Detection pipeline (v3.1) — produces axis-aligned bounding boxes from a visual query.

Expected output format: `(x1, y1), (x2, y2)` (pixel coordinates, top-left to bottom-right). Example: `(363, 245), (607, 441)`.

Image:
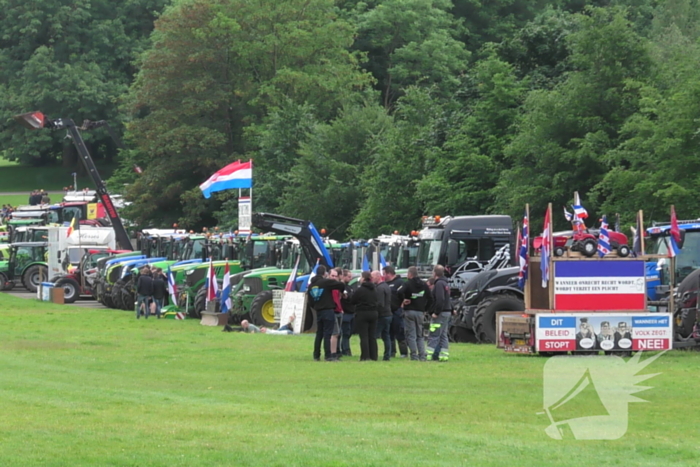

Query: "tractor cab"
(646, 219), (700, 299)
(0, 242), (49, 292)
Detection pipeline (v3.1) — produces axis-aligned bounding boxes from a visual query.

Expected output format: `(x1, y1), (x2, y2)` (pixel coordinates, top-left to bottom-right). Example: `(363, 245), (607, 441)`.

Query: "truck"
(47, 226), (117, 280)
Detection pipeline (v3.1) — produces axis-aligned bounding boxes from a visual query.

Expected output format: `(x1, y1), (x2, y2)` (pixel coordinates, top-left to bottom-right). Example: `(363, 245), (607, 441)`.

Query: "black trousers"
(354, 310), (378, 361)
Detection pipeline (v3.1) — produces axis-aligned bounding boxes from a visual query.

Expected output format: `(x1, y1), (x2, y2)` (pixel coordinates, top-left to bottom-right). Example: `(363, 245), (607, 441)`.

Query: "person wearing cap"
(575, 318), (597, 350)
(397, 266), (433, 361)
(597, 321), (614, 347)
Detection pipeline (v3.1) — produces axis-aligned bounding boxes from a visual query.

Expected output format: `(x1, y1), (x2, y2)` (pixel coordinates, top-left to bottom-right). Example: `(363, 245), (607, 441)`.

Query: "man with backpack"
(427, 265), (453, 362)
(397, 266), (433, 361)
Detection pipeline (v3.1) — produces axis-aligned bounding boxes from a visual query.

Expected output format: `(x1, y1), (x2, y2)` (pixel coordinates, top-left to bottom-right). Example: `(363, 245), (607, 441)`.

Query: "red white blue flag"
(597, 215), (611, 257)
(307, 259), (320, 286)
(554, 261), (646, 310)
(285, 256), (301, 292)
(541, 207), (551, 288)
(573, 192), (588, 219)
(206, 258), (218, 304)
(200, 160), (252, 199)
(669, 205), (681, 258)
(167, 266), (178, 306)
(220, 262), (231, 313)
(518, 211), (529, 289)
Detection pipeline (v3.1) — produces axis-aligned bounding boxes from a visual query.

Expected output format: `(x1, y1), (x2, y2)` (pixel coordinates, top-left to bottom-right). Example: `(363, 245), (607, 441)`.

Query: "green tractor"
(93, 252), (145, 308)
(0, 242), (49, 292)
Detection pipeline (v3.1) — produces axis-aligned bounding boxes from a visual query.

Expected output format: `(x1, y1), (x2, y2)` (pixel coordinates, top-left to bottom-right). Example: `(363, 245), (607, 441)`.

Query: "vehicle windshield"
(417, 240), (443, 267)
(68, 248), (83, 264)
(647, 231), (700, 284)
(252, 241), (271, 269)
(63, 207), (82, 224)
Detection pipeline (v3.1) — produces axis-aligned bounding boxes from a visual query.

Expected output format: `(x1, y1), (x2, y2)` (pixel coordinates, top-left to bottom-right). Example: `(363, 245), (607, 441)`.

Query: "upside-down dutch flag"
(669, 205), (681, 258)
(541, 207), (551, 288)
(199, 160), (252, 199)
(573, 192), (588, 219)
(597, 215), (611, 257)
(307, 259), (320, 286)
(563, 207), (573, 222)
(206, 258), (218, 304)
(285, 256), (301, 292)
(220, 262), (232, 313)
(518, 211), (529, 289)
(167, 266), (178, 306)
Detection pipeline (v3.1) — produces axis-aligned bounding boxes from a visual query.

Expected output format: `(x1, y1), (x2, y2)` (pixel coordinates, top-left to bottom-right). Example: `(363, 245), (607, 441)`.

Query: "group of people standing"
(135, 266), (168, 319)
(307, 264), (453, 362)
(28, 189), (50, 205)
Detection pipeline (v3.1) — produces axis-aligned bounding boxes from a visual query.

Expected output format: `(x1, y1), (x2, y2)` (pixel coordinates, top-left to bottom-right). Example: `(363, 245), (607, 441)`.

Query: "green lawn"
(0, 162), (117, 192)
(0, 194), (34, 207)
(0, 294), (698, 466)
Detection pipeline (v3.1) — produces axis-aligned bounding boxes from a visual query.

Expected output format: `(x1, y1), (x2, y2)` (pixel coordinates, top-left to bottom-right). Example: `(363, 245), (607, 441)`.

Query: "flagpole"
(524, 203), (531, 309)
(639, 210), (645, 255)
(547, 203), (554, 310)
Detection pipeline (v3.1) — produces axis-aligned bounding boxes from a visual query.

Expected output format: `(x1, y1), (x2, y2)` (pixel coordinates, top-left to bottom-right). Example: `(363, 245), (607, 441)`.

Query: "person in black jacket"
(340, 269), (355, 357)
(397, 266), (433, 361)
(384, 266), (408, 358)
(372, 271), (392, 361)
(427, 265), (452, 361)
(136, 267), (154, 319)
(351, 271), (379, 361)
(307, 265), (346, 361)
(151, 267), (167, 319)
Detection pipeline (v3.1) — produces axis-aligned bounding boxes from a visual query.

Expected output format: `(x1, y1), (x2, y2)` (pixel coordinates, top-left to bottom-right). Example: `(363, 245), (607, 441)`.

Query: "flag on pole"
(518, 211), (529, 289)
(632, 211), (643, 257)
(563, 207), (573, 223)
(66, 216), (77, 237)
(597, 215), (611, 257)
(669, 205), (681, 257)
(220, 262), (232, 313)
(573, 192), (588, 219)
(541, 207), (551, 288)
(307, 259), (320, 286)
(199, 160), (253, 199)
(206, 258), (218, 304)
(167, 266), (178, 306)
(285, 256), (301, 292)
(361, 254), (370, 272)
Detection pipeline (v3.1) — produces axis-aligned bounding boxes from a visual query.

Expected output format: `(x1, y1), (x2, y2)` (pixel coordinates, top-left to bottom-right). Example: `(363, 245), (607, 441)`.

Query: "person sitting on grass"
(223, 314), (297, 334)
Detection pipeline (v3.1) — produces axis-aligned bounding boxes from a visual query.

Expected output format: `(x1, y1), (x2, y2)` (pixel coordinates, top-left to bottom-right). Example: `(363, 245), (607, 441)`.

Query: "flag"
(66, 216), (77, 237)
(669, 205), (681, 257)
(220, 262), (232, 313)
(307, 259), (320, 286)
(573, 192), (588, 219)
(563, 207), (573, 222)
(541, 207), (551, 288)
(199, 159), (253, 199)
(632, 211), (643, 257)
(597, 215), (611, 257)
(167, 266), (178, 306)
(133, 164), (143, 174)
(361, 254), (370, 272)
(284, 256), (301, 292)
(518, 211), (529, 289)
(206, 258), (218, 304)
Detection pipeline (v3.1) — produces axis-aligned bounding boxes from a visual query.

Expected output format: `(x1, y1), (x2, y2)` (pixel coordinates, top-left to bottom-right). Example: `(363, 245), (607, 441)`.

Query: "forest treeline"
(2, 0), (699, 236)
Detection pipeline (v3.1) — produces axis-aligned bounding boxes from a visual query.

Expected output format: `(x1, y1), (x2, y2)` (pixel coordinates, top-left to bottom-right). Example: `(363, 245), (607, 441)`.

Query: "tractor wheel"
(449, 325), (478, 343)
(582, 239), (597, 257)
(553, 246), (566, 257)
(473, 293), (525, 344)
(250, 290), (275, 327)
(111, 281), (125, 310)
(193, 287), (207, 319)
(55, 278), (80, 304)
(0, 272), (7, 291)
(304, 306), (317, 333)
(676, 307), (697, 339)
(617, 244), (631, 257)
(22, 265), (47, 293)
(120, 286), (135, 311)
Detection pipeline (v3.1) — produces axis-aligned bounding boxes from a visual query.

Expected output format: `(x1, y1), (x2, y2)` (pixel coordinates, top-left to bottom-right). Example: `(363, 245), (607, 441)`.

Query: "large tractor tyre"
(111, 281), (126, 310)
(22, 265), (47, 293)
(304, 307), (317, 333)
(449, 325), (478, 343)
(581, 239), (597, 257)
(120, 286), (135, 311)
(55, 278), (80, 304)
(0, 272), (7, 291)
(676, 308), (697, 340)
(193, 287), (207, 319)
(472, 293), (525, 344)
(617, 244), (631, 257)
(250, 290), (276, 327)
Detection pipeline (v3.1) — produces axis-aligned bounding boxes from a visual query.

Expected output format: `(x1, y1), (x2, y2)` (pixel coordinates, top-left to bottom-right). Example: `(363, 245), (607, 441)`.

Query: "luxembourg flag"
(220, 262), (232, 313)
(167, 266), (178, 306)
(518, 211), (529, 289)
(669, 205), (681, 258)
(199, 160), (252, 199)
(285, 256), (301, 292)
(573, 192), (588, 219)
(307, 259), (320, 286)
(597, 215), (611, 257)
(206, 258), (218, 304)
(540, 207), (551, 288)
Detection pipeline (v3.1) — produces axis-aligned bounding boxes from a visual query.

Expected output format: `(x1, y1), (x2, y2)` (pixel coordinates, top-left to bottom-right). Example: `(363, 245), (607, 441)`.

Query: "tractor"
(0, 242), (49, 292)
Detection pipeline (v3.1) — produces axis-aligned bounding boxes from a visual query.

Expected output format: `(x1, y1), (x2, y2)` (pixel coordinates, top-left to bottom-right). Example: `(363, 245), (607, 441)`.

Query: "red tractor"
(53, 249), (129, 303)
(534, 229), (630, 258)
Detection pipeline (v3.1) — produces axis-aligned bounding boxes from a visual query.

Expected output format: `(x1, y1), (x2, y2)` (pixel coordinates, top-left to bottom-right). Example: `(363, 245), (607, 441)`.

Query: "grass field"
(0, 293), (698, 466)
(0, 159), (116, 192)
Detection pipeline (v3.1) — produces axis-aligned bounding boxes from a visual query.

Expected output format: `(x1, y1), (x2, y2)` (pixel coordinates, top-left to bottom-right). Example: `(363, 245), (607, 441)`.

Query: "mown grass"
(0, 293), (698, 466)
(0, 162), (117, 192)
(0, 194), (35, 207)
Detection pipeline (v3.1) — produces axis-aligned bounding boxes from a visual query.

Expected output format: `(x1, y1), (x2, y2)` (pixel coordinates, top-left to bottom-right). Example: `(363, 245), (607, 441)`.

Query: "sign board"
(272, 289), (285, 322)
(536, 313), (672, 352)
(238, 197), (251, 234)
(553, 261), (646, 311)
(87, 203), (97, 220)
(279, 292), (307, 335)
